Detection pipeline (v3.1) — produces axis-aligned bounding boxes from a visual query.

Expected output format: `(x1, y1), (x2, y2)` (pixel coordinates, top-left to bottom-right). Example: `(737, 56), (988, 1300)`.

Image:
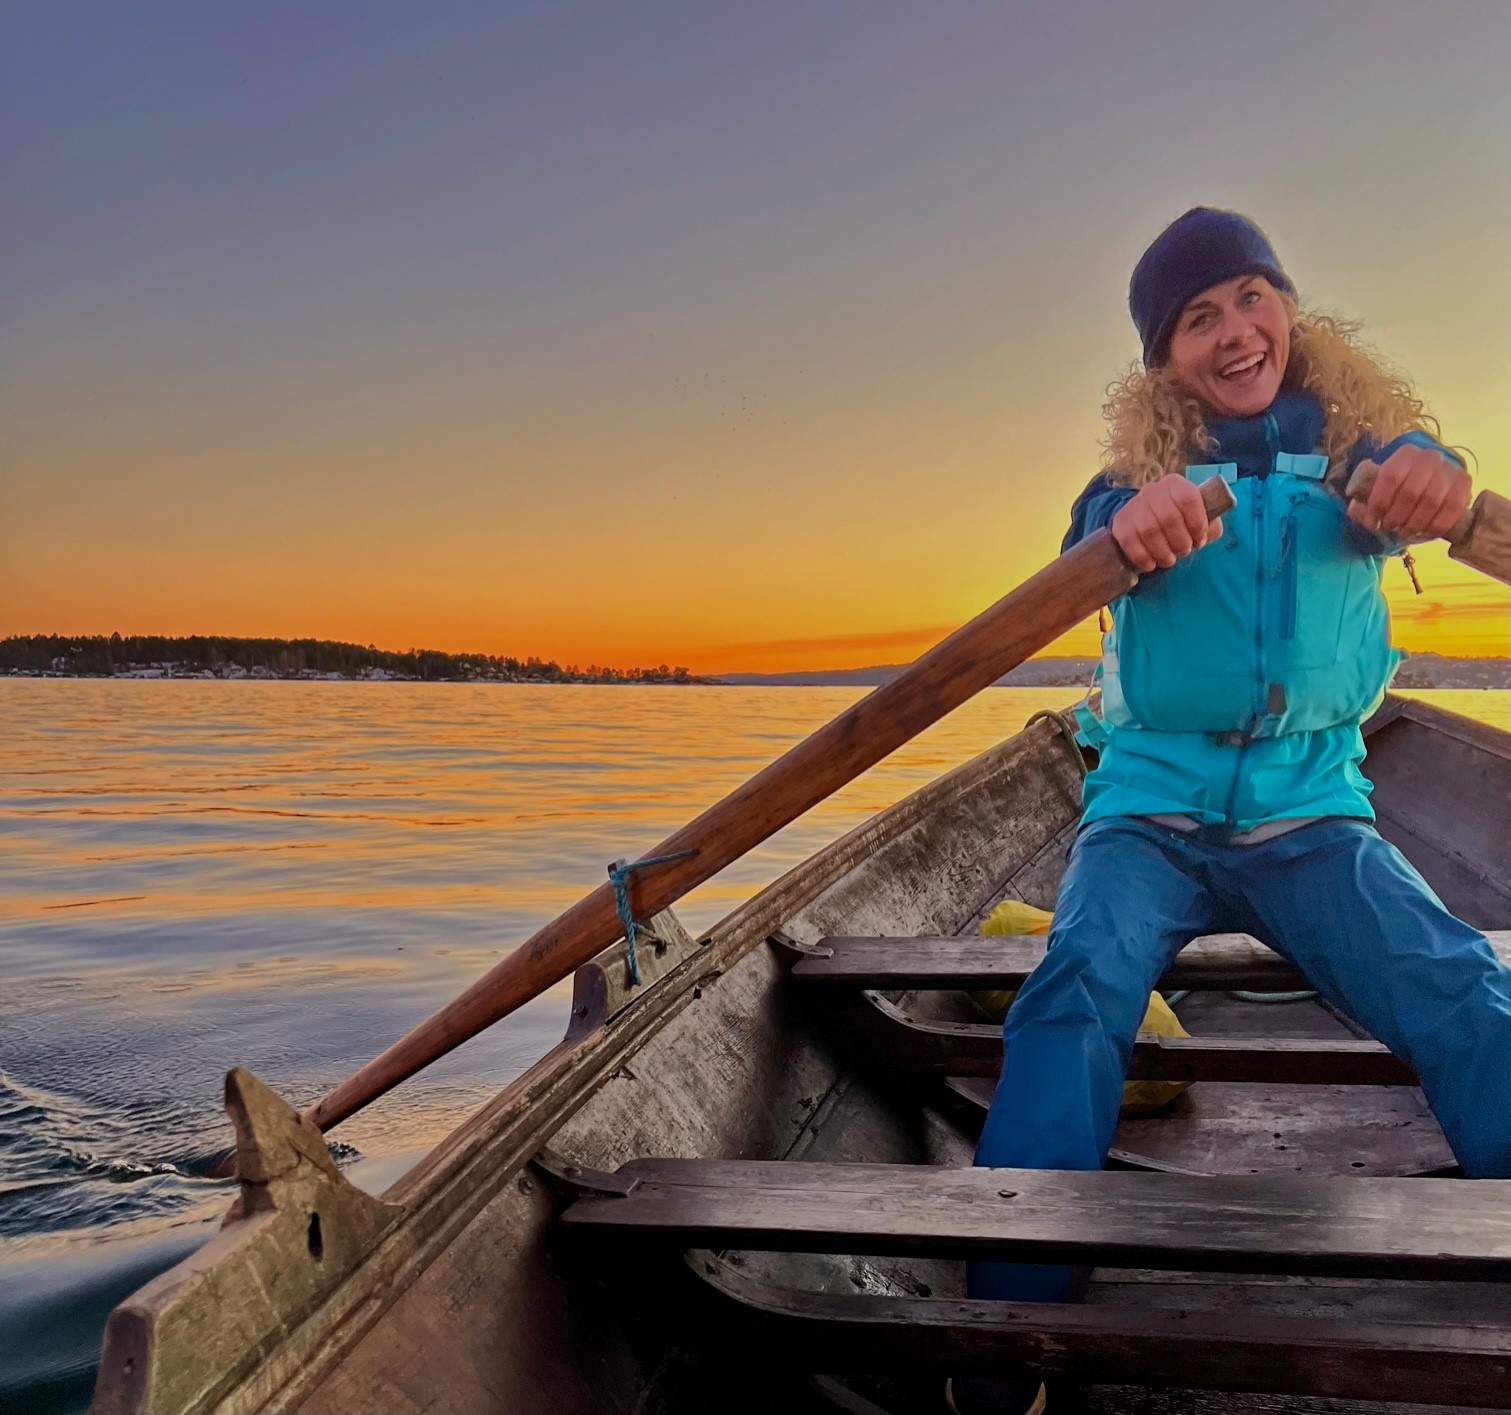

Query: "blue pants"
(969, 817), (1511, 1303)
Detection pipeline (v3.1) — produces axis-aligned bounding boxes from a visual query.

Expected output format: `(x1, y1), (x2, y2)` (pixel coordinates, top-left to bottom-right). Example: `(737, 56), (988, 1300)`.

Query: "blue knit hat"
(1130, 207), (1294, 366)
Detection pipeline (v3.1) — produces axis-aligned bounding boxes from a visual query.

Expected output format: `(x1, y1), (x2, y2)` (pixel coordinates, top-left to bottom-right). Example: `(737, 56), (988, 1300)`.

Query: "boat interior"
(91, 694), (1511, 1415)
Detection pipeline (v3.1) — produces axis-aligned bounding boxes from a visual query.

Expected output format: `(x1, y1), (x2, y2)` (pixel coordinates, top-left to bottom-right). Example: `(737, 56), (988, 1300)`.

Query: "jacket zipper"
(1277, 501), (1300, 639)
(1252, 414), (1279, 728)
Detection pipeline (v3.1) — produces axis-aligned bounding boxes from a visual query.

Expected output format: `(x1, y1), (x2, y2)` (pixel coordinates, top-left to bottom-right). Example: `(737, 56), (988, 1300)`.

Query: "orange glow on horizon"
(21, 573), (1502, 678)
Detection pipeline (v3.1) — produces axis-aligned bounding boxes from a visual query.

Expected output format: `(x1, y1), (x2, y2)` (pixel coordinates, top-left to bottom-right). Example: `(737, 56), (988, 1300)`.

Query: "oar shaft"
(1448, 491), (1511, 586)
(302, 481), (1234, 1136)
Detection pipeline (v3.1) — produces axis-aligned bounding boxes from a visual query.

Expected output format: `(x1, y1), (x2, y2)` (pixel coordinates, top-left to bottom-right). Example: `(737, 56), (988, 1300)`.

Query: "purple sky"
(4, 3), (1507, 667)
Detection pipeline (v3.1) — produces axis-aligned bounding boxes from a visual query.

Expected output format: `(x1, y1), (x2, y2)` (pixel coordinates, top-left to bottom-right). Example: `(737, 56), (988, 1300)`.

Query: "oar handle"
(251, 475), (1237, 1155)
(1200, 476), (1238, 520)
(1344, 461), (1510, 586)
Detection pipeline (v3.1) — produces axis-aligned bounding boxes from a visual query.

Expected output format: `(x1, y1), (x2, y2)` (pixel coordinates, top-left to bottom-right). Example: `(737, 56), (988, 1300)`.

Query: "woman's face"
(1164, 274), (1291, 418)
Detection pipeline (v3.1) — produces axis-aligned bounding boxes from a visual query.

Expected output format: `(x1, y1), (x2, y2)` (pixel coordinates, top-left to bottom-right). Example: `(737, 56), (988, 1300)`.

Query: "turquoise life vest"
(1097, 453), (1400, 740)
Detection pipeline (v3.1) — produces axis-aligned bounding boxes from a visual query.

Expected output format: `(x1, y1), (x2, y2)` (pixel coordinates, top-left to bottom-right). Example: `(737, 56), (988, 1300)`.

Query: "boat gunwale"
(1379, 692), (1511, 760)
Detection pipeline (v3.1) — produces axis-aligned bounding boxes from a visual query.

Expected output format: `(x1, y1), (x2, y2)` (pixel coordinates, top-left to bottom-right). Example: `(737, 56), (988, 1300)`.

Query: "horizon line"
(4, 630), (1508, 681)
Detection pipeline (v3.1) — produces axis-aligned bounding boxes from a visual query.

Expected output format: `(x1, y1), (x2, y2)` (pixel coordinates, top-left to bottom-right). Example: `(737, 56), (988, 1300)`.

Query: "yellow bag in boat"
(973, 898), (1191, 1115)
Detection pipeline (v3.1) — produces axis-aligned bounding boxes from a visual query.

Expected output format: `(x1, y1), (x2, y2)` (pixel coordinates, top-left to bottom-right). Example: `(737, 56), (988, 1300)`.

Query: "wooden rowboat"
(90, 692), (1510, 1414)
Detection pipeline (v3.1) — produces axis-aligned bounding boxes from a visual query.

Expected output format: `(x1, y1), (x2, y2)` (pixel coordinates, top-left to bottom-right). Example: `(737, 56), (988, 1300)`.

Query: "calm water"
(1, 680), (1505, 1410)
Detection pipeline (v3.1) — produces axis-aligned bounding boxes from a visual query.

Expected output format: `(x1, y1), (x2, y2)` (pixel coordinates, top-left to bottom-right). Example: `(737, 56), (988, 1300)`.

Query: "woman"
(949, 208), (1511, 1415)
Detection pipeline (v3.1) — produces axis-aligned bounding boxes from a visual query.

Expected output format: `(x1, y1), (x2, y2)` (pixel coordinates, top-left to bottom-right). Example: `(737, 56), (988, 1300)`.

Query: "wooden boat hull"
(90, 695), (1511, 1414)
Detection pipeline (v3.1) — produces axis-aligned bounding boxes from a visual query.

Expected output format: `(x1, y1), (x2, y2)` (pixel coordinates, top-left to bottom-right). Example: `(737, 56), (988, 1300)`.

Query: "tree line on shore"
(1, 634), (703, 684)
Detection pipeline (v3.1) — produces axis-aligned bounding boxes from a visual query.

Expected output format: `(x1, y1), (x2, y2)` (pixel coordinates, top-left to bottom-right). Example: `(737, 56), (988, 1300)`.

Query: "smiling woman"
(949, 206), (1510, 1415)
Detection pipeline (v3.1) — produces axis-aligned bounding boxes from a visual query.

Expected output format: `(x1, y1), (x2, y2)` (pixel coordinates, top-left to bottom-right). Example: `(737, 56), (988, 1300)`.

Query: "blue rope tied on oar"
(609, 849), (697, 985)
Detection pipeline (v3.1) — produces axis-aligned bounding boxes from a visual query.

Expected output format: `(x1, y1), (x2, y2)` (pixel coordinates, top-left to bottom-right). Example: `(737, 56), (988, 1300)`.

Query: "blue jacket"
(1065, 389), (1461, 830)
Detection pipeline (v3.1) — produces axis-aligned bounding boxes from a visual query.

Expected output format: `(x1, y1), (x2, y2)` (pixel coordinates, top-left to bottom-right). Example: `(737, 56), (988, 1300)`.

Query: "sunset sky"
(3, 2), (1507, 672)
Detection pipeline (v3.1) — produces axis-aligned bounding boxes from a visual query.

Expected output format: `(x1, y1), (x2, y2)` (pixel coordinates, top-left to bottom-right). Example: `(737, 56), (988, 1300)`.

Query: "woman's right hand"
(1111, 474), (1224, 572)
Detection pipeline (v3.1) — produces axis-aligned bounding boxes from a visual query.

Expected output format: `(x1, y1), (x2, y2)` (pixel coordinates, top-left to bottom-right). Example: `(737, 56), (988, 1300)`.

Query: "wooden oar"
(1344, 461), (1510, 586)
(213, 453), (1505, 1168)
(203, 477), (1233, 1175)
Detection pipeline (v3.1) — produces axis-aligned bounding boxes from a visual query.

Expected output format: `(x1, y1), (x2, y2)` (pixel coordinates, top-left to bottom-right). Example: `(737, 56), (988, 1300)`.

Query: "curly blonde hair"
(1100, 297), (1444, 487)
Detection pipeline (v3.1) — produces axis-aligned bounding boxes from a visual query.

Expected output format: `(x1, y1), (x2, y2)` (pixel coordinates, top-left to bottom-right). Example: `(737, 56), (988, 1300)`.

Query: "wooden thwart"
(848, 993), (1417, 1084)
(562, 1158), (1511, 1282)
(939, 1076), (1461, 1179)
(796, 932), (1301, 990)
(795, 929), (1511, 991)
(691, 1256), (1511, 1409)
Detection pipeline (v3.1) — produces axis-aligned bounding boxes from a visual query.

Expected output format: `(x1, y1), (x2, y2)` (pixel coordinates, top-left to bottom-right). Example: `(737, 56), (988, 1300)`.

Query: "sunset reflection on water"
(1, 679), (1504, 1252)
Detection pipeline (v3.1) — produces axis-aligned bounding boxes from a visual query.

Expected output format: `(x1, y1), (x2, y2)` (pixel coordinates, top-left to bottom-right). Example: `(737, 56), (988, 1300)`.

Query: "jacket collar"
(1202, 389), (1326, 478)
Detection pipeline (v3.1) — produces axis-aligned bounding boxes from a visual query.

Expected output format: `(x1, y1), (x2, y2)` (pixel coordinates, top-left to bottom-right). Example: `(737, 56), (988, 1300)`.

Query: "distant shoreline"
(5, 657), (1507, 691)
(3, 636), (1506, 690)
(0, 634), (707, 686)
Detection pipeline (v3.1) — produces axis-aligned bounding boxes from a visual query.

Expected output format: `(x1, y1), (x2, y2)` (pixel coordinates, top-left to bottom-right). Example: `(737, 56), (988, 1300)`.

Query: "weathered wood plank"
(941, 1075), (1459, 1179)
(562, 1158), (1511, 1282)
(687, 1255), (1511, 1408)
(802, 933), (1293, 990)
(848, 994), (1417, 1084)
(796, 931), (1511, 991)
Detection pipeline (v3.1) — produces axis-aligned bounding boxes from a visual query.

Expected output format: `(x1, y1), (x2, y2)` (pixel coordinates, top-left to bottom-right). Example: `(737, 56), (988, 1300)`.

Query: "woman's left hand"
(1348, 444), (1471, 539)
